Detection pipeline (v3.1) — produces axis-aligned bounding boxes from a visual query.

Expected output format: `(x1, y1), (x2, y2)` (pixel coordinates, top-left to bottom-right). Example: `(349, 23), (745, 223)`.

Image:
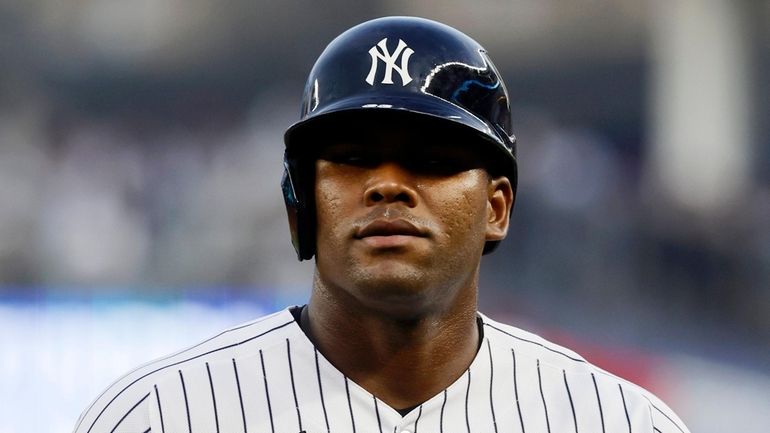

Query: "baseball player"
(74, 17), (691, 433)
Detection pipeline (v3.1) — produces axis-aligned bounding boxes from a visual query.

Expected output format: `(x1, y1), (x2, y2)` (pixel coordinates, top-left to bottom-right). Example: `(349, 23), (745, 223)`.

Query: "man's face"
(312, 125), (512, 317)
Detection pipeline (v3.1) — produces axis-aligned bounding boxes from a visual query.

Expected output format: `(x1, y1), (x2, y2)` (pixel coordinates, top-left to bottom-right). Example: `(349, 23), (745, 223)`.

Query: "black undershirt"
(289, 305), (484, 417)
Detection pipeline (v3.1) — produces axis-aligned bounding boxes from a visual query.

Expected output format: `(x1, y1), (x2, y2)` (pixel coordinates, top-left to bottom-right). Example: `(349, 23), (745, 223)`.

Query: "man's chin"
(348, 270), (439, 313)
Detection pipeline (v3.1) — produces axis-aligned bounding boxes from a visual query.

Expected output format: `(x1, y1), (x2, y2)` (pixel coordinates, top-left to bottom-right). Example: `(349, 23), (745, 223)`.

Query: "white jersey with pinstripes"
(73, 307), (690, 433)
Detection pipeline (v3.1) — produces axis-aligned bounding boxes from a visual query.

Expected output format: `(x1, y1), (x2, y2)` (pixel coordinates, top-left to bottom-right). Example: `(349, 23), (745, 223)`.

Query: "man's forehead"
(318, 131), (481, 158)
(319, 120), (477, 149)
(300, 112), (501, 175)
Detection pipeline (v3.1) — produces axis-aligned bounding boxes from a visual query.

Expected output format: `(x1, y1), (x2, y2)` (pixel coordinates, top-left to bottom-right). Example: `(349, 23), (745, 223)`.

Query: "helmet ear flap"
(281, 156), (316, 260)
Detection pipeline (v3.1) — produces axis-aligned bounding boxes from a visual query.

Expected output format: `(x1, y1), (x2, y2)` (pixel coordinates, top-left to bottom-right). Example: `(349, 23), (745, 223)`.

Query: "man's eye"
(411, 156), (462, 172)
(416, 156), (452, 168)
(422, 158), (441, 166)
(411, 154), (440, 165)
(344, 155), (365, 163)
(336, 153), (363, 164)
(326, 152), (373, 166)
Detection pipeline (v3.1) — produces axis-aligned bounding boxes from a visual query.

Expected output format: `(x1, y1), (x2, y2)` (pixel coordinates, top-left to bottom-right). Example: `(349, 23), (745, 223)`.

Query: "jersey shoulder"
(480, 312), (587, 367)
(72, 308), (298, 433)
(479, 312), (691, 433)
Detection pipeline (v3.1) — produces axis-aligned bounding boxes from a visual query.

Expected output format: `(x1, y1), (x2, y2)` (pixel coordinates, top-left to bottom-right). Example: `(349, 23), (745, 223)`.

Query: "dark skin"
(299, 125), (514, 410)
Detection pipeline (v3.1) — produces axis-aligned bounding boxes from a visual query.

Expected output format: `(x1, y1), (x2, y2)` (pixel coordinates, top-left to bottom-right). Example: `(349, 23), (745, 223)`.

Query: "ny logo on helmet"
(365, 38), (414, 86)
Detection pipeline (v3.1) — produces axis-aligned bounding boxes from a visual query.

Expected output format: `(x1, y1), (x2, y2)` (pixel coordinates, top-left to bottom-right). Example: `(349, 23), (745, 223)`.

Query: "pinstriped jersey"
(73, 307), (690, 433)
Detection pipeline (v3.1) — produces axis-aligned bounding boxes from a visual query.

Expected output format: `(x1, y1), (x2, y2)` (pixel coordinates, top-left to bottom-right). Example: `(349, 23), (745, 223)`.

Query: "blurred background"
(0, 1), (768, 432)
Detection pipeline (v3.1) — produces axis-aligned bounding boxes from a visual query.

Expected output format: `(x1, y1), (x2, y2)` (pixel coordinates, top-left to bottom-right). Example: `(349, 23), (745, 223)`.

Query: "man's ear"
(485, 176), (514, 241)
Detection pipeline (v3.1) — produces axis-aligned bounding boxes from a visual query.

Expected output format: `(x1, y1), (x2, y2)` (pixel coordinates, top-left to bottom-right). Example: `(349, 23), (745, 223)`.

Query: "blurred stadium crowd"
(1, 0), (768, 371)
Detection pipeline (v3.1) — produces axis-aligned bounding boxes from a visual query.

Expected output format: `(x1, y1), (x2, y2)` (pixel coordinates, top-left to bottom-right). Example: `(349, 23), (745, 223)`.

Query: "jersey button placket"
(396, 409), (416, 433)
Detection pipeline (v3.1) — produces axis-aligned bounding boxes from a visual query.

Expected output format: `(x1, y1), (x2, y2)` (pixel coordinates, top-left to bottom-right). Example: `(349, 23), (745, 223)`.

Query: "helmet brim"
(285, 94), (505, 151)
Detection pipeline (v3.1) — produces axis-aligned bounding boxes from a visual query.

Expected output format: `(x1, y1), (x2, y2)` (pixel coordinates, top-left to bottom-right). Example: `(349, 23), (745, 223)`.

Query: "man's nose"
(363, 162), (418, 207)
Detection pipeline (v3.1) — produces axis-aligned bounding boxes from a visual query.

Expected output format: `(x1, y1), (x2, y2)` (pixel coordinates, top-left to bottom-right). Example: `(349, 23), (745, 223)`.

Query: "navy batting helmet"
(283, 16), (517, 260)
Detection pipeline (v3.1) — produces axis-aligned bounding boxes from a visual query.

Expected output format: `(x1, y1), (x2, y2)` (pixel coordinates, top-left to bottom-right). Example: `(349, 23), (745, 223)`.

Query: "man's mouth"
(355, 219), (427, 239)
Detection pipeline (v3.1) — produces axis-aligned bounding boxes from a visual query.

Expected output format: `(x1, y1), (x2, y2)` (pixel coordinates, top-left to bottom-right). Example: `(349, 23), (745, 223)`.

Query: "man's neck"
(301, 276), (481, 411)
